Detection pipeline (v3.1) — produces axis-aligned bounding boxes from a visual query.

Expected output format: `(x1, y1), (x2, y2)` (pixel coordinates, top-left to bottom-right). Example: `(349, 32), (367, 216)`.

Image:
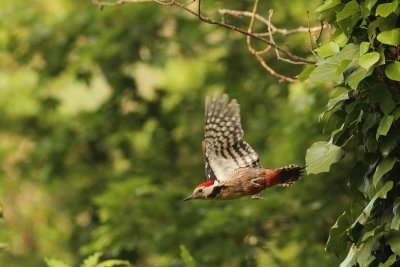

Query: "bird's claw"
(251, 178), (262, 188)
(251, 194), (264, 200)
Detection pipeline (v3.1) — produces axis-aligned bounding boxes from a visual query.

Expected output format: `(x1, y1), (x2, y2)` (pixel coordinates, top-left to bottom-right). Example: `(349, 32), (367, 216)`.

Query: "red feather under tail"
(266, 165), (305, 187)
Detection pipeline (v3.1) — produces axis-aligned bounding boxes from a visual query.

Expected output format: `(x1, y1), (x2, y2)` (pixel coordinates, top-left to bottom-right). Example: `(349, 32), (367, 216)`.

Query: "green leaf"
(0, 243), (8, 251)
(378, 13), (398, 31)
(353, 181), (393, 225)
(387, 234), (400, 255)
(340, 245), (358, 267)
(316, 0), (341, 12)
(376, 115), (394, 140)
(326, 91), (349, 111)
(393, 107), (400, 120)
(97, 260), (132, 267)
(296, 65), (316, 81)
(349, 162), (368, 195)
(377, 46), (386, 65)
(359, 42), (370, 56)
(372, 157), (396, 187)
(309, 59), (342, 86)
(82, 252), (102, 267)
(377, 28), (400, 46)
(380, 129), (398, 156)
(0, 204), (3, 220)
(334, 32), (349, 47)
(357, 233), (383, 266)
(309, 44), (360, 86)
(180, 245), (196, 267)
(336, 0), (360, 22)
(369, 84), (396, 114)
(347, 67), (373, 89)
(365, 132), (379, 152)
(316, 42), (340, 58)
(380, 254), (397, 267)
(365, 0), (378, 11)
(367, 19), (380, 41)
(385, 61), (400, 81)
(336, 59), (351, 75)
(359, 52), (380, 69)
(326, 212), (350, 256)
(305, 141), (344, 174)
(45, 258), (71, 267)
(375, 1), (398, 17)
(391, 198), (400, 230)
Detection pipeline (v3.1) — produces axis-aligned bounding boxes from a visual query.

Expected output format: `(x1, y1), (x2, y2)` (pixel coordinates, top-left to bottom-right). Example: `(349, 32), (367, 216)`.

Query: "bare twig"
(218, 9), (323, 37)
(307, 10), (317, 56)
(246, 1), (296, 82)
(266, 9), (304, 65)
(92, 0), (322, 82)
(93, 0), (316, 65)
(93, 0), (153, 6)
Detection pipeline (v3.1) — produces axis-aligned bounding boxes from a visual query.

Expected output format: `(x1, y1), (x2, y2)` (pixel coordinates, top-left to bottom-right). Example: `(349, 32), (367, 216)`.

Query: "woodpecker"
(182, 92), (305, 201)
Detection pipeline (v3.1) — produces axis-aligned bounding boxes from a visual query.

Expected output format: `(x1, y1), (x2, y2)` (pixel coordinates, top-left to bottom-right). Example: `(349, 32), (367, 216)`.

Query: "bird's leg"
(251, 194), (264, 200)
(251, 177), (263, 188)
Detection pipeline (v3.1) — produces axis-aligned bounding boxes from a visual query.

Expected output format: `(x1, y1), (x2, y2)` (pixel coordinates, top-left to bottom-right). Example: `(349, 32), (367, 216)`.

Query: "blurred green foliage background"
(0, 0), (350, 266)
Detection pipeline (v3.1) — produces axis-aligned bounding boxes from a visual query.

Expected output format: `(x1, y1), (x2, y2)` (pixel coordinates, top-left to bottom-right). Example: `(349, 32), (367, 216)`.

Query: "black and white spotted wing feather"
(203, 92), (259, 181)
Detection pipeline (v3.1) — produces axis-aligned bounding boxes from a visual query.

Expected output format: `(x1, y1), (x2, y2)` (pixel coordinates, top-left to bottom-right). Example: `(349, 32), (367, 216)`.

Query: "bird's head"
(182, 180), (216, 201)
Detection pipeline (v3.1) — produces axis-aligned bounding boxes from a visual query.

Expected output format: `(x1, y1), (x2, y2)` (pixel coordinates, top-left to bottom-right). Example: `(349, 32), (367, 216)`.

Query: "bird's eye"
(198, 188), (203, 193)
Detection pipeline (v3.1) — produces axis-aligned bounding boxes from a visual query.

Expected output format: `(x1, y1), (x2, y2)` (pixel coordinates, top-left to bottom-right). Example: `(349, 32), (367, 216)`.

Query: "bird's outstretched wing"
(203, 92), (259, 181)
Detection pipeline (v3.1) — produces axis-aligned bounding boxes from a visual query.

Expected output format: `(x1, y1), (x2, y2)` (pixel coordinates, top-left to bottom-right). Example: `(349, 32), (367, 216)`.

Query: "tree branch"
(93, 0), (316, 65)
(92, 0), (321, 82)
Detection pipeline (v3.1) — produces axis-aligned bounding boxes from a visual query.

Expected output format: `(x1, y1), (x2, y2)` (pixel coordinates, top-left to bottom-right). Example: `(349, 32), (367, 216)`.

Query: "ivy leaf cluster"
(304, 0), (400, 266)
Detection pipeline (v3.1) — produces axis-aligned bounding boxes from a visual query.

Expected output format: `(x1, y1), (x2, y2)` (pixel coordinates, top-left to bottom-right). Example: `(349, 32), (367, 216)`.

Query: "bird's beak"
(182, 195), (193, 202)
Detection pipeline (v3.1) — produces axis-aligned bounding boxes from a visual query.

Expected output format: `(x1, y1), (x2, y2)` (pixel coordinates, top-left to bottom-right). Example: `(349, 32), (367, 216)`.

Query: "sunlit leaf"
(296, 65), (316, 81)
(336, 0), (360, 22)
(45, 258), (71, 267)
(82, 252), (102, 267)
(347, 67), (373, 89)
(309, 44), (359, 86)
(375, 1), (398, 17)
(0, 243), (8, 251)
(334, 32), (349, 47)
(359, 52), (380, 69)
(316, 41), (340, 58)
(385, 61), (400, 81)
(315, 0), (341, 12)
(359, 42), (370, 55)
(97, 260), (132, 267)
(180, 245), (196, 267)
(340, 244), (357, 267)
(365, 0), (378, 11)
(377, 28), (400, 46)
(306, 141), (344, 174)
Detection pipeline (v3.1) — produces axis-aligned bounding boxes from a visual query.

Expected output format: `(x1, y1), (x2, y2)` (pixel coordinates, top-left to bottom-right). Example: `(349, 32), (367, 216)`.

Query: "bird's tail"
(268, 165), (306, 187)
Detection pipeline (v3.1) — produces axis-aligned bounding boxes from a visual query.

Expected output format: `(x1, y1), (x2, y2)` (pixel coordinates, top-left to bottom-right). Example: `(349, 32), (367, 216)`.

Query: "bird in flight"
(183, 92), (305, 201)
